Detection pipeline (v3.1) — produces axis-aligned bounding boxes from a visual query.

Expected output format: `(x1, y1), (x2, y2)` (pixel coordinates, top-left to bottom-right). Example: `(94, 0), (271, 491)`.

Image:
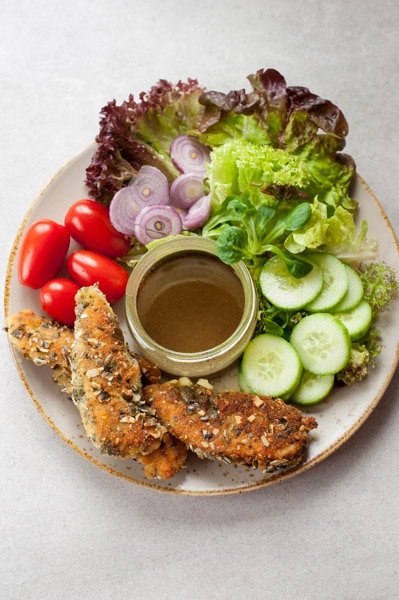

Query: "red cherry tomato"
(40, 278), (80, 326)
(66, 250), (128, 303)
(64, 199), (129, 258)
(18, 220), (70, 288)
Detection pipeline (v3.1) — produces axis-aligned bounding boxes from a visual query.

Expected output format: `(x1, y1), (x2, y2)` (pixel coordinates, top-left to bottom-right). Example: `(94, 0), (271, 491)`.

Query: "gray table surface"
(1, 1), (398, 599)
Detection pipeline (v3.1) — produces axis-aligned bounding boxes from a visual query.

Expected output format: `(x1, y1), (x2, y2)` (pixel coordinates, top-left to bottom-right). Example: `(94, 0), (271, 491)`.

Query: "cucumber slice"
(291, 371), (334, 406)
(241, 334), (302, 397)
(335, 300), (372, 341)
(238, 362), (252, 393)
(259, 256), (323, 310)
(290, 313), (351, 375)
(239, 362), (291, 400)
(305, 254), (348, 312)
(331, 264), (364, 313)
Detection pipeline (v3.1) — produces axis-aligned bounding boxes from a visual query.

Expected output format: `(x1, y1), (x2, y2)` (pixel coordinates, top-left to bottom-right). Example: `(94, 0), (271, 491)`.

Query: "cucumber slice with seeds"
(331, 264), (364, 313)
(290, 313), (351, 375)
(259, 255), (323, 310)
(335, 300), (372, 341)
(242, 334), (302, 397)
(305, 254), (348, 312)
(291, 371), (334, 406)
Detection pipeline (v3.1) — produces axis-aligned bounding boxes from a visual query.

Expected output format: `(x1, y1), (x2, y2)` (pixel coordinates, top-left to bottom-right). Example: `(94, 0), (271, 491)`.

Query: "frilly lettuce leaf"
(284, 201), (378, 261)
(207, 138), (353, 211)
(86, 79), (207, 203)
(200, 113), (270, 147)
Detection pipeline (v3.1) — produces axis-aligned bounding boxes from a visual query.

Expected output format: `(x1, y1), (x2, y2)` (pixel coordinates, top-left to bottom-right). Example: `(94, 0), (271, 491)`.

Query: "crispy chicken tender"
(7, 301), (186, 480)
(6, 310), (73, 393)
(6, 310), (161, 392)
(143, 380), (317, 472)
(71, 286), (187, 477)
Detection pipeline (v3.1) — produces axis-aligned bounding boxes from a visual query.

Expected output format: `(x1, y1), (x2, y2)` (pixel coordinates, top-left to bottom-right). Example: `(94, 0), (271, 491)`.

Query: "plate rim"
(4, 144), (399, 496)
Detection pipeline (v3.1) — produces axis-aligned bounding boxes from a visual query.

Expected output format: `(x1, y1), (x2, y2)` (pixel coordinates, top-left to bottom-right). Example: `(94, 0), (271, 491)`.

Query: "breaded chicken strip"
(143, 380), (317, 472)
(7, 310), (73, 393)
(6, 310), (161, 393)
(7, 303), (186, 479)
(71, 286), (187, 476)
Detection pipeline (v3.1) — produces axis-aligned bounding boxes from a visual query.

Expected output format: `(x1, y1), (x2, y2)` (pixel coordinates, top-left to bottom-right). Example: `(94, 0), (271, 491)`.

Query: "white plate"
(5, 145), (399, 495)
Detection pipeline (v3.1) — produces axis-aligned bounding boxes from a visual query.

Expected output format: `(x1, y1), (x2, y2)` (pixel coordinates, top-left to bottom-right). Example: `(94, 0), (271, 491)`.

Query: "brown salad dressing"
(137, 253), (245, 353)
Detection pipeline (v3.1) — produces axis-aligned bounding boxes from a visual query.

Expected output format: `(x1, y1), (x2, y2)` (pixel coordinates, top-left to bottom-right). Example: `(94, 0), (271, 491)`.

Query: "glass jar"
(125, 237), (258, 377)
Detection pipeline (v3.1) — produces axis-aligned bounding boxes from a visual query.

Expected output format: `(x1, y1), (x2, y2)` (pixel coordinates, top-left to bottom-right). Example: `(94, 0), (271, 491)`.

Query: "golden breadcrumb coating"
(143, 380), (317, 472)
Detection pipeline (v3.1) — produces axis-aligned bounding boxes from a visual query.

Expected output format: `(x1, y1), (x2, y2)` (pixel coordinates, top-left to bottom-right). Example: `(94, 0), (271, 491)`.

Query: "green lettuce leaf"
(207, 138), (354, 211)
(284, 201), (378, 261)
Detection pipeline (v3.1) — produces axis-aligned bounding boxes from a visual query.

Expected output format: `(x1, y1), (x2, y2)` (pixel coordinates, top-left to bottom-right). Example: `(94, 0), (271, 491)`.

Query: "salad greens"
(206, 137), (354, 211)
(87, 68), (398, 392)
(203, 196), (312, 277)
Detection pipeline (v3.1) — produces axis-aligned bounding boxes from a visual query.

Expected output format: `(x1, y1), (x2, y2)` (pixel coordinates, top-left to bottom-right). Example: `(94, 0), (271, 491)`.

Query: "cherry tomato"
(64, 199), (129, 258)
(18, 219), (70, 288)
(40, 278), (80, 326)
(66, 250), (128, 303)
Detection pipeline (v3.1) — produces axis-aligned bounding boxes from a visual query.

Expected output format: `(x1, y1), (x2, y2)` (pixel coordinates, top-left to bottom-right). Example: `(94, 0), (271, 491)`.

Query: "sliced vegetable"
(170, 136), (210, 175)
(305, 254), (348, 312)
(331, 263), (364, 313)
(238, 362), (252, 393)
(130, 165), (169, 203)
(109, 166), (169, 235)
(241, 334), (302, 397)
(259, 255), (323, 310)
(40, 278), (80, 326)
(109, 187), (140, 235)
(134, 205), (182, 245)
(66, 250), (128, 303)
(64, 199), (129, 258)
(183, 194), (212, 230)
(290, 313), (351, 375)
(291, 371), (334, 406)
(170, 173), (204, 209)
(18, 219), (70, 289)
(335, 300), (372, 341)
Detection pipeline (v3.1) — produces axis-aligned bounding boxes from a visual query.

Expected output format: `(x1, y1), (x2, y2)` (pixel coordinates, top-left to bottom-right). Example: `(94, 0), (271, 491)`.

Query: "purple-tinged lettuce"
(86, 79), (207, 204)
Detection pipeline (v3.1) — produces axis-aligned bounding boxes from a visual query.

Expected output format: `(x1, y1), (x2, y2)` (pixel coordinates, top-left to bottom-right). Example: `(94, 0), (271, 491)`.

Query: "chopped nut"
(247, 414), (256, 423)
(253, 396), (264, 408)
(33, 357), (47, 366)
(86, 368), (100, 378)
(120, 416), (136, 423)
(212, 428), (220, 435)
(198, 409), (206, 417)
(197, 378), (213, 389)
(201, 441), (209, 448)
(234, 415), (242, 424)
(179, 377), (192, 387)
(261, 435), (270, 447)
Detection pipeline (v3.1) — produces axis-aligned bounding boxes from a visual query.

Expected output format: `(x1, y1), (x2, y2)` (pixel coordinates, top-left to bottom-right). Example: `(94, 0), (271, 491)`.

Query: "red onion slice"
(109, 186), (140, 235)
(134, 205), (183, 245)
(170, 173), (205, 209)
(129, 165), (169, 205)
(182, 194), (212, 231)
(170, 136), (210, 175)
(110, 166), (169, 235)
